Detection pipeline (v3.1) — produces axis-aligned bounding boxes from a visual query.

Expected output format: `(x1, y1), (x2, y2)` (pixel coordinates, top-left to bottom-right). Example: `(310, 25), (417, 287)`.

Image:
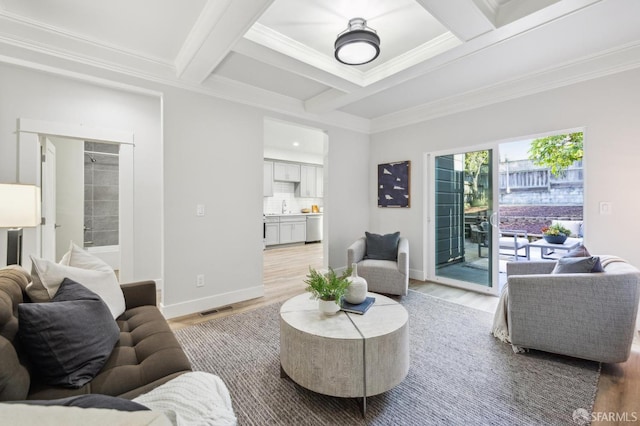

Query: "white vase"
(318, 299), (340, 315)
(344, 263), (368, 304)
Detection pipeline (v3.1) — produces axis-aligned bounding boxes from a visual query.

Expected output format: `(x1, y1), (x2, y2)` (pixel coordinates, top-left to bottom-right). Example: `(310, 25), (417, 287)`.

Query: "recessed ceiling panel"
(264, 119), (325, 156)
(211, 52), (330, 101)
(257, 0), (450, 71)
(0, 0), (207, 61)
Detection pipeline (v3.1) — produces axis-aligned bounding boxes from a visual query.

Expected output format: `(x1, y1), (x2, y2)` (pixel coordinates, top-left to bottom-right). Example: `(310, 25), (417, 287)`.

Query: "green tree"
(465, 150), (489, 206)
(528, 132), (583, 176)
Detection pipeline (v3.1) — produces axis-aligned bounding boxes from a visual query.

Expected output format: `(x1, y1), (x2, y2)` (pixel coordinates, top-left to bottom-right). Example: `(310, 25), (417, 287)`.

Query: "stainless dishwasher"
(305, 215), (322, 243)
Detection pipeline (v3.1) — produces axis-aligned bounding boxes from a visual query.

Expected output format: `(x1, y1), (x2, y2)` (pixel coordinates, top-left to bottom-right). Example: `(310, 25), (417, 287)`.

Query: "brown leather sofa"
(0, 265), (191, 401)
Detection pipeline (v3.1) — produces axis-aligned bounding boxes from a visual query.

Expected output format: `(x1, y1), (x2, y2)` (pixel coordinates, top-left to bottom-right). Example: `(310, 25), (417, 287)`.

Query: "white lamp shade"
(0, 183), (41, 227)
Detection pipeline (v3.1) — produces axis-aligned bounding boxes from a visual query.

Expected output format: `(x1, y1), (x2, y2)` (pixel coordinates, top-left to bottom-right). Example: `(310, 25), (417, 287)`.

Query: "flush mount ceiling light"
(334, 17), (380, 65)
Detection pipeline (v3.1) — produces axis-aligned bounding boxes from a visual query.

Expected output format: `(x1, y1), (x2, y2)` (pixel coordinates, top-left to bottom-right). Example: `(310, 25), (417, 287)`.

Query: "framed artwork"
(378, 161), (410, 208)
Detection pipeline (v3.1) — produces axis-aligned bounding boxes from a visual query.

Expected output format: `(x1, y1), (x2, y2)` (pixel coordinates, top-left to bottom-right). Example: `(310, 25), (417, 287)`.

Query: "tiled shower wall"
(84, 142), (119, 247)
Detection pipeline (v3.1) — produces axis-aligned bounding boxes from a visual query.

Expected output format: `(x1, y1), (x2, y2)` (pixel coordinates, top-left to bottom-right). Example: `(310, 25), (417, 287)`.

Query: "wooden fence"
(498, 160), (583, 191)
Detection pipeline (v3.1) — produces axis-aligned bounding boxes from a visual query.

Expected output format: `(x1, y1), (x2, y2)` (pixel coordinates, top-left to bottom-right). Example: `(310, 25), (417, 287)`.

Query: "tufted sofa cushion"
(0, 265), (191, 402)
(0, 266), (32, 401)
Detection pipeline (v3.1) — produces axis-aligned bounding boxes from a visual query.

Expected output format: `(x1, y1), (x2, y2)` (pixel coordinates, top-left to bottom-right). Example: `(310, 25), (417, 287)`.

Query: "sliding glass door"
(427, 147), (499, 295)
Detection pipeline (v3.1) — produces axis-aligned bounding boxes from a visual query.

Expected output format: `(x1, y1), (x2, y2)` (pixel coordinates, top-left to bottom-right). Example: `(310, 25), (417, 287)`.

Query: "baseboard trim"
(160, 285), (264, 319)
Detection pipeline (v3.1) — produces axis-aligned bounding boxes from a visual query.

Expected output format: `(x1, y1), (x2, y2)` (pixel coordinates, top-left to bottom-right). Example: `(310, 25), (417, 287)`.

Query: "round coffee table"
(279, 292), (409, 415)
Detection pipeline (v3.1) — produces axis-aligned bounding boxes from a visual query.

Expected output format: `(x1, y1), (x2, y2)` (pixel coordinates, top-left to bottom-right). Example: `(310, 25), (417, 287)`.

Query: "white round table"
(279, 292), (409, 415)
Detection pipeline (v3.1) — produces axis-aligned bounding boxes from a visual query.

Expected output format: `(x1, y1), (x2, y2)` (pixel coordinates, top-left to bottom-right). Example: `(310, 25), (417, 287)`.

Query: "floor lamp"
(0, 183), (41, 266)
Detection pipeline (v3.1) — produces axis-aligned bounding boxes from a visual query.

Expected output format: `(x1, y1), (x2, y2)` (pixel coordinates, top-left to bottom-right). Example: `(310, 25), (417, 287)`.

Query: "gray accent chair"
(506, 258), (640, 363)
(347, 237), (409, 296)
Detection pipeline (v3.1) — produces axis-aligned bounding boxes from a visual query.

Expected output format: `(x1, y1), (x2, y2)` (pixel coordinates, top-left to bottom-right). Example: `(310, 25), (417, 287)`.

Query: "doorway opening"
(18, 119), (134, 281)
(498, 131), (584, 261)
(427, 130), (584, 296)
(262, 118), (328, 291)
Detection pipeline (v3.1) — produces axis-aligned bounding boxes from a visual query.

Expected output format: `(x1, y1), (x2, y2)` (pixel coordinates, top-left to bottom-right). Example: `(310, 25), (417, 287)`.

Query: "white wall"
(0, 63), (162, 281)
(159, 92), (371, 317)
(370, 68), (640, 276)
(0, 61), (370, 319)
(325, 127), (371, 269)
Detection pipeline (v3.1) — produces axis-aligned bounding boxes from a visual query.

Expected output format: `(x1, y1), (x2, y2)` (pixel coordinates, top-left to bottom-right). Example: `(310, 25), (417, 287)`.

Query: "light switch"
(196, 204), (205, 216)
(599, 202), (612, 215)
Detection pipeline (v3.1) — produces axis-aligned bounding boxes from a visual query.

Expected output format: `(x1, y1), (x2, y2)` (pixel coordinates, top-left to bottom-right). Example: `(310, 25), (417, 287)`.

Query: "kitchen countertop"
(264, 212), (323, 216)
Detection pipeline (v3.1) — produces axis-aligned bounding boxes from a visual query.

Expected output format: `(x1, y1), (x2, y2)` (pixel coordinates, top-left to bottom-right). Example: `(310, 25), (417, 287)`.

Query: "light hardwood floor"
(168, 243), (639, 425)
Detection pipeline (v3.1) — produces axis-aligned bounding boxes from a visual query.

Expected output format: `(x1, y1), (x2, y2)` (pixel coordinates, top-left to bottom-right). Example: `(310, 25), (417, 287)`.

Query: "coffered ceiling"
(0, 0), (639, 133)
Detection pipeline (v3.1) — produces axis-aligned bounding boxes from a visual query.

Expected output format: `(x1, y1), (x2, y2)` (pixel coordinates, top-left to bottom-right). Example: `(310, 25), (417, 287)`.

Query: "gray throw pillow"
(365, 232), (400, 261)
(552, 256), (603, 274)
(564, 244), (591, 258)
(18, 278), (120, 388)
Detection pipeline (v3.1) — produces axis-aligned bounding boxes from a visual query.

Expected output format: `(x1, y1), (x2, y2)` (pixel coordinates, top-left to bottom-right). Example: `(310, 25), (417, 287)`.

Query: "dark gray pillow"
(552, 256), (603, 274)
(18, 278), (120, 388)
(365, 232), (400, 261)
(564, 244), (591, 258)
(5, 394), (149, 411)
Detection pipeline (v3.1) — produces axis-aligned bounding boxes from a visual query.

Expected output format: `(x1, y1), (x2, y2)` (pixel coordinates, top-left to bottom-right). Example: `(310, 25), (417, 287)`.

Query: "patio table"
(529, 237), (582, 259)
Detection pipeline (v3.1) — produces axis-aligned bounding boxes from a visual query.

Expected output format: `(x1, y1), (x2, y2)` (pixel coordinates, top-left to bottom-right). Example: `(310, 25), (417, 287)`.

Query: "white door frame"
(424, 142), (500, 296)
(17, 118), (135, 282)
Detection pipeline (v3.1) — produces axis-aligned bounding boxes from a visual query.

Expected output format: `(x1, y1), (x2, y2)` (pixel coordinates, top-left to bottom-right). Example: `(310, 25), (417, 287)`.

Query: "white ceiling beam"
(414, 0), (495, 41)
(232, 38), (360, 93)
(176, 0), (275, 84)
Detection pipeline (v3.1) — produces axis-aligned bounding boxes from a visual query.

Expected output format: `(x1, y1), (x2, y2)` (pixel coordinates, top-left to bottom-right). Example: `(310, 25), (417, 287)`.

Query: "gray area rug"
(174, 290), (599, 425)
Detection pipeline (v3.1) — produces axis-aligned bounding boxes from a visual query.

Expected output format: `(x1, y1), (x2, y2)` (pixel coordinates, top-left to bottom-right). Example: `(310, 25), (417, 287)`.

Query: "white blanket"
(491, 284), (526, 353)
(133, 372), (237, 426)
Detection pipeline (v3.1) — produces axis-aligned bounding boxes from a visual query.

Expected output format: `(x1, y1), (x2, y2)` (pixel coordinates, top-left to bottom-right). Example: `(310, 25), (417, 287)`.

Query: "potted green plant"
(541, 223), (572, 244)
(304, 267), (351, 315)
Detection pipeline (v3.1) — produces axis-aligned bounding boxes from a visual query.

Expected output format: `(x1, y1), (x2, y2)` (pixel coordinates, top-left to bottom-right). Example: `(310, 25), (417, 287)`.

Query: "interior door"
(428, 147), (499, 295)
(41, 138), (56, 261)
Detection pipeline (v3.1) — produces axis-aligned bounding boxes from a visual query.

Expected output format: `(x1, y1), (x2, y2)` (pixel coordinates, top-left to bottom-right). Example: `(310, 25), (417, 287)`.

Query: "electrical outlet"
(196, 274), (205, 287)
(196, 204), (205, 216)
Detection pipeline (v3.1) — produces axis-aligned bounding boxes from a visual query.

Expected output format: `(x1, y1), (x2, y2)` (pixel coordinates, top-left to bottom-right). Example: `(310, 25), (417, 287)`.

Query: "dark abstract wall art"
(378, 161), (410, 208)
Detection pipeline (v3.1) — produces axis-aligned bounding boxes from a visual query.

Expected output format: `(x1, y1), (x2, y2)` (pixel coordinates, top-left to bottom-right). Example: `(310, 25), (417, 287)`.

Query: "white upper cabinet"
(296, 165), (323, 198)
(315, 166), (323, 198)
(263, 161), (273, 197)
(297, 165), (316, 197)
(273, 162), (301, 182)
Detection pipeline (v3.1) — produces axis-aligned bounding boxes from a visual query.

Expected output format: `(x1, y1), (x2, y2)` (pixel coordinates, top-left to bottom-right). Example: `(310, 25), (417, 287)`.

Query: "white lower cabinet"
(279, 216), (306, 244)
(264, 222), (279, 246)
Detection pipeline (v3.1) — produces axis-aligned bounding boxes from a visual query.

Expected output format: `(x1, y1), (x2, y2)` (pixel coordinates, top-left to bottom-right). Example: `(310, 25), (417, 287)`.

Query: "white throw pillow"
(28, 249), (125, 319)
(60, 242), (112, 272)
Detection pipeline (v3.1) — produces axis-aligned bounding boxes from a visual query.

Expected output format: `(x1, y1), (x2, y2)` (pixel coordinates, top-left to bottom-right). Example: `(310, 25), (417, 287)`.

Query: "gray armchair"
(506, 257), (640, 363)
(347, 237), (409, 296)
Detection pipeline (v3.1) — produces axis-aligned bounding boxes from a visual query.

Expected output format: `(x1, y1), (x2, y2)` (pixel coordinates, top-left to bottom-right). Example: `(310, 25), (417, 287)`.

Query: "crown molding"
(0, 9), (172, 67)
(0, 37), (370, 134)
(363, 32), (461, 86)
(371, 40), (640, 133)
(244, 23), (364, 86)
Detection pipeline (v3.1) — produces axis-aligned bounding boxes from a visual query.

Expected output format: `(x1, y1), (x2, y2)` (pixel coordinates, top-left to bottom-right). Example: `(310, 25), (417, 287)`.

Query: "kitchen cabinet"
(264, 222), (279, 245)
(296, 165), (323, 198)
(315, 166), (324, 198)
(263, 161), (273, 197)
(296, 165), (316, 197)
(273, 162), (301, 182)
(279, 215), (306, 244)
